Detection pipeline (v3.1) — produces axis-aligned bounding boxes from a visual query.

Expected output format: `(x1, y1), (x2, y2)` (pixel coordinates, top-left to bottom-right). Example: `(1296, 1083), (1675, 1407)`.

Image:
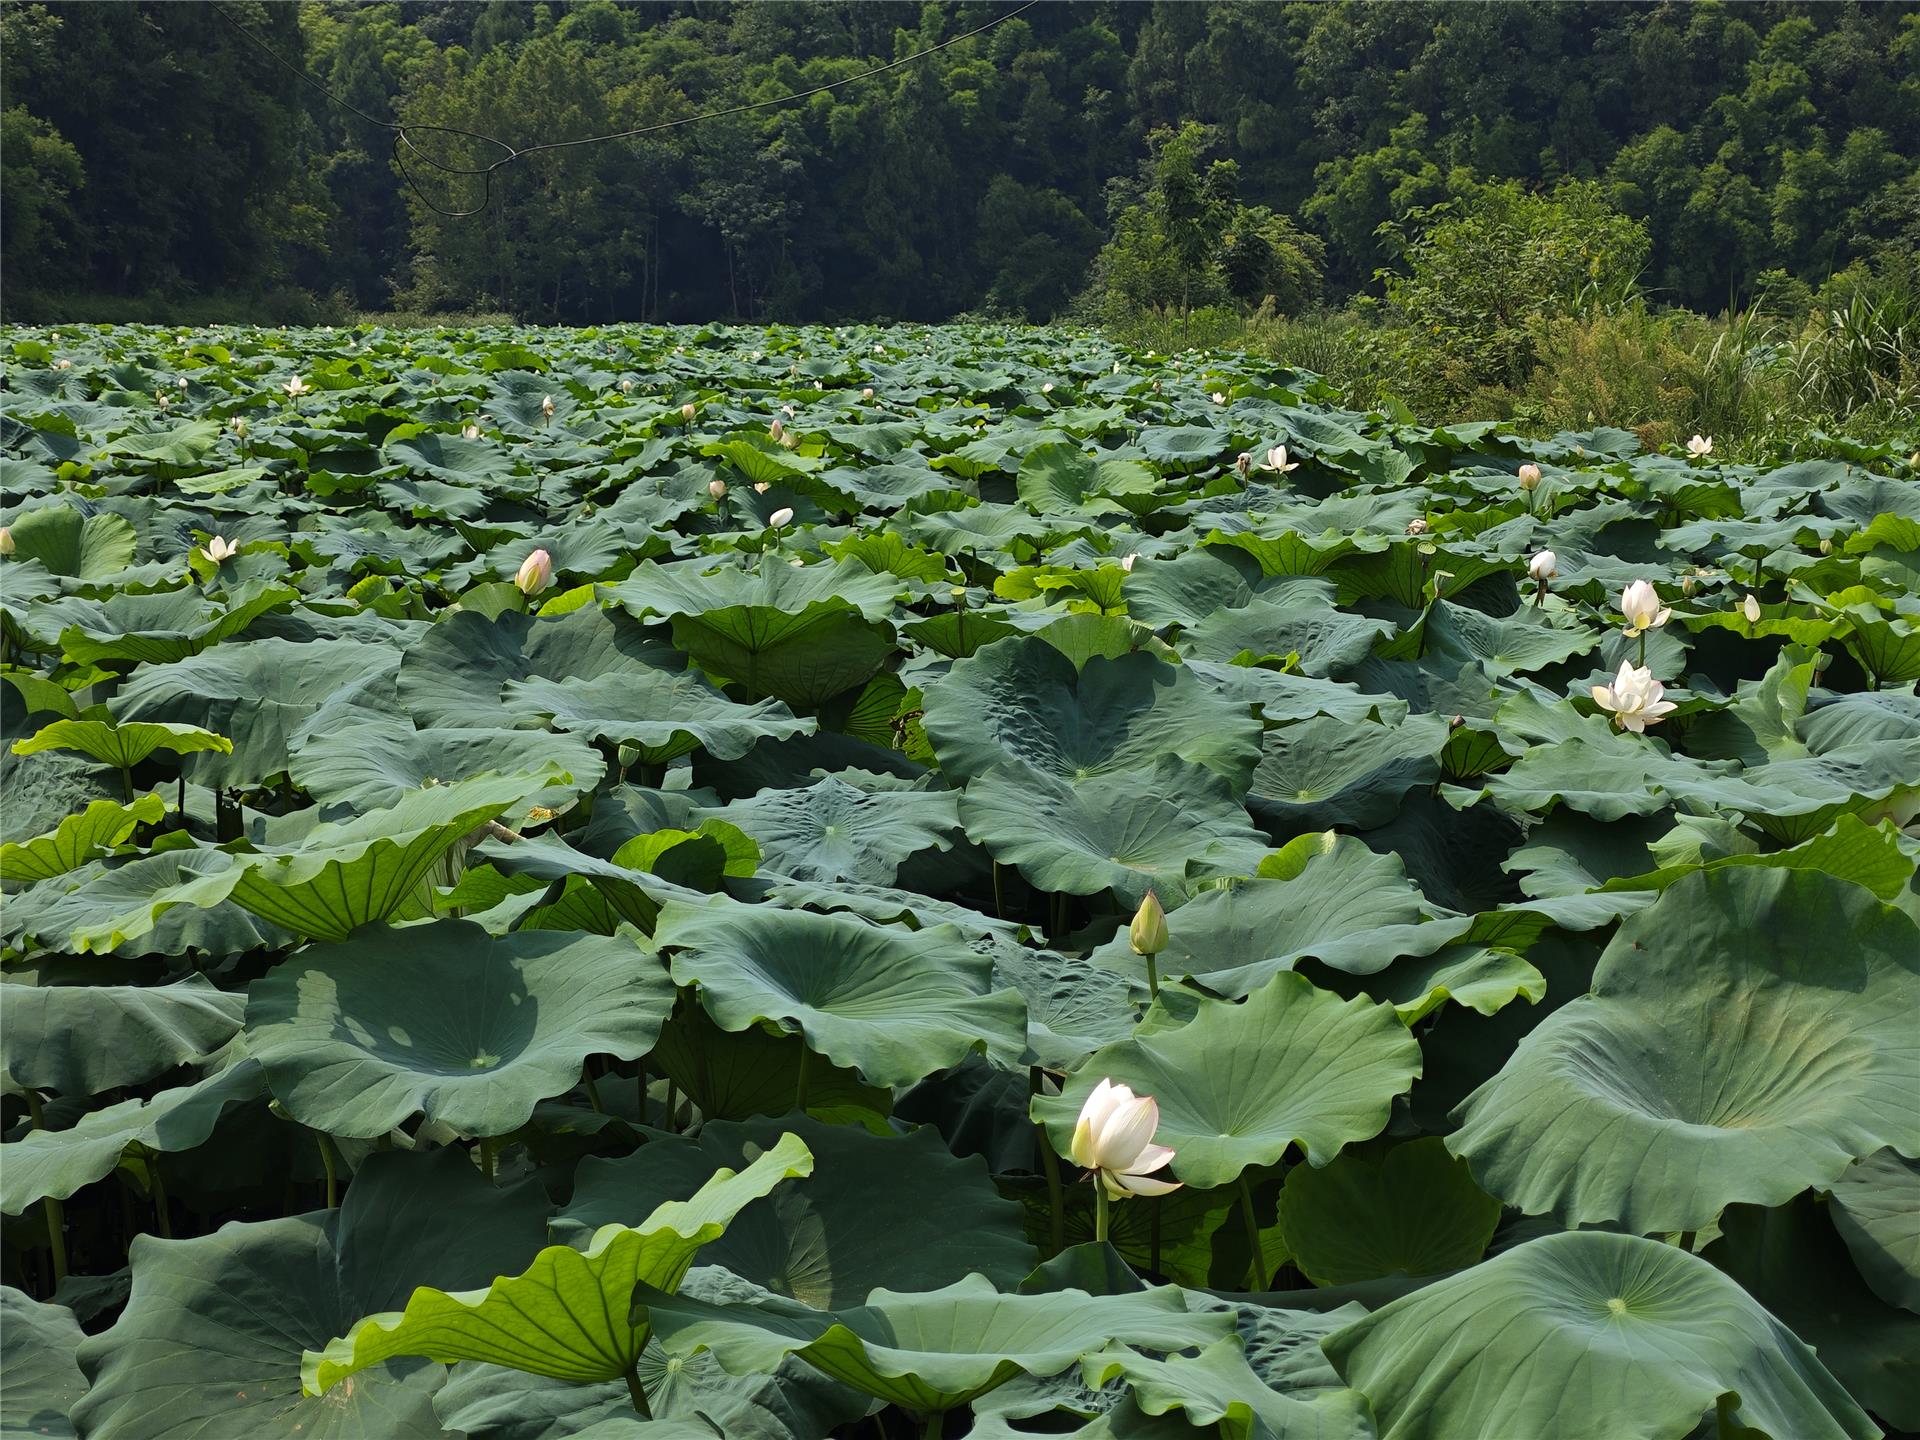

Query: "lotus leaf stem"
(1094, 1182), (1110, 1244)
(1238, 1174), (1265, 1291)
(794, 1044), (812, 1115)
(26, 1090), (67, 1282)
(623, 1363), (651, 1416)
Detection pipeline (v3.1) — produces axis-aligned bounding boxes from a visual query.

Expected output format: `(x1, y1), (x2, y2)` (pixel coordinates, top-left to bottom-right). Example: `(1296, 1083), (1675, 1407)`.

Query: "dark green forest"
(3, 0), (1918, 324)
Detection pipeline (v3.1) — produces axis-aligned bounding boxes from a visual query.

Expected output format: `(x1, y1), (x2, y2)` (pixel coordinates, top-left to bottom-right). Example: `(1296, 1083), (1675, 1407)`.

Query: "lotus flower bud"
(1042, 382), (1055, 395)
(1619, 579), (1671, 636)
(1129, 892), (1168, 956)
(1070, 1078), (1180, 1200)
(463, 424), (480, 440)
(515, 548), (554, 596)
(1742, 593), (1762, 624)
(861, 387), (874, 401)
(769, 418), (785, 441)
(229, 416), (248, 438)
(681, 402), (697, 421)
(709, 479), (728, 500)
(1264, 446), (1299, 474)
(1528, 550), (1557, 581)
(1119, 552), (1138, 573)
(753, 482), (770, 494)
(0, 526), (14, 556)
(768, 507), (794, 529)
(620, 378), (633, 393)
(1518, 463), (1541, 490)
(1681, 574), (1697, 597)
(1235, 453), (1251, 479)
(1819, 537), (1833, 555)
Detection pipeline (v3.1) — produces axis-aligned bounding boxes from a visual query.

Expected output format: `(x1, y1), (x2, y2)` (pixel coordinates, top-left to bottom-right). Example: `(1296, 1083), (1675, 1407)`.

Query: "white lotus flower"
(873, 342), (884, 354)
(155, 391), (172, 410)
(861, 387), (874, 401)
(1619, 579), (1672, 637)
(1528, 550), (1558, 581)
(1118, 552), (1138, 573)
(1070, 1078), (1180, 1199)
(541, 394), (556, 419)
(283, 376), (309, 398)
(1112, 360), (1122, 373)
(515, 548), (554, 596)
(1518, 463), (1542, 490)
(767, 508), (794, 529)
(752, 482), (770, 494)
(1742, 593), (1762, 624)
(463, 424), (481, 440)
(1406, 518), (1429, 536)
(1211, 391), (1227, 405)
(1264, 446), (1299, 474)
(709, 479), (729, 499)
(1591, 661), (1677, 734)
(177, 377), (189, 389)
(681, 402), (697, 421)
(53, 358), (71, 370)
(782, 404), (796, 418)
(1687, 434), (1713, 458)
(1042, 382), (1054, 395)
(203, 535), (238, 563)
(0, 526), (15, 556)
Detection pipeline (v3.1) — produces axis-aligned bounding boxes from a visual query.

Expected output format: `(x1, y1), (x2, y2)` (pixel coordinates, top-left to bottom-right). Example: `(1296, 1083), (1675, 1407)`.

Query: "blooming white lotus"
(515, 548), (553, 596)
(1687, 434), (1713, 458)
(1042, 382), (1054, 395)
(861, 387), (874, 401)
(203, 535), (239, 564)
(53, 359), (71, 370)
(463, 424), (481, 440)
(1211, 391), (1226, 405)
(1591, 661), (1677, 733)
(1264, 446), (1299, 474)
(283, 376), (309, 398)
(708, 479), (729, 500)
(1528, 550), (1557, 581)
(1070, 1078), (1179, 1199)
(1619, 579), (1671, 637)
(1743, 593), (1762, 624)
(768, 507), (794, 529)
(1118, 552), (1138, 573)
(1518, 463), (1542, 490)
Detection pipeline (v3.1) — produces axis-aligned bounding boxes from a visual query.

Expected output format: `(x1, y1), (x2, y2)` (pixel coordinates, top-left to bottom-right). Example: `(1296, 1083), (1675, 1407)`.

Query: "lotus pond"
(1, 323), (1917, 1440)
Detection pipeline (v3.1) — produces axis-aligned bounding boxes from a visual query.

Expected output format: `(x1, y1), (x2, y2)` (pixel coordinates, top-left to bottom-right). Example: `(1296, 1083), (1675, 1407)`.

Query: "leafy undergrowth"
(1, 322), (1916, 1440)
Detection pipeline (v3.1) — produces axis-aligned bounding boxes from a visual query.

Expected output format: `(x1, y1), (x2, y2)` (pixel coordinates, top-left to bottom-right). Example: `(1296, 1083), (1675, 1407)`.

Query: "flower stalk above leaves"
(1687, 434), (1713, 459)
(1071, 1078), (1179, 1242)
(1129, 891), (1167, 997)
(1620, 578), (1671, 664)
(1264, 445), (1299, 475)
(283, 376), (309, 400)
(1591, 660), (1677, 734)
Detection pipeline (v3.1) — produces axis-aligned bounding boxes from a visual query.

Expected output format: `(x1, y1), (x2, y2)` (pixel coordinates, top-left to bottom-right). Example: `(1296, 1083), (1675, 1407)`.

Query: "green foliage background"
(3, 0), (1918, 323)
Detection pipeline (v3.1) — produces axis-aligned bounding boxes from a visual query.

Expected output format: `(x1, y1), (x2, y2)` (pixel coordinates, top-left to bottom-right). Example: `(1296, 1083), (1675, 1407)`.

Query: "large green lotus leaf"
(1799, 691), (1920, 754)
(1474, 735), (1718, 822)
(1179, 658), (1408, 727)
(1706, 1195), (1920, 1430)
(609, 558), (900, 707)
(635, 1272), (1235, 1416)
(1596, 814), (1916, 903)
(0, 791), (166, 882)
(73, 1147), (552, 1440)
(290, 713), (606, 817)
(1034, 973), (1422, 1188)
(1827, 1149), (1920, 1314)
(4, 504), (138, 580)
(1120, 548), (1335, 630)
(699, 775), (959, 885)
(1084, 834), (1440, 999)
(1082, 1337), (1373, 1440)
(656, 900), (1026, 1088)
(504, 668), (814, 763)
(920, 638), (1262, 787)
(959, 758), (1271, 908)
(1660, 739), (1920, 845)
(1321, 1230), (1878, 1440)
(385, 431), (524, 488)
(1, 848), (291, 961)
(430, 1342), (857, 1440)
(1015, 442), (1159, 517)
(461, 831), (717, 934)
(395, 606), (687, 729)
(111, 635), (401, 786)
(1450, 868), (1920, 1232)
(1274, 1137), (1502, 1286)
(1180, 596), (1395, 677)
(72, 770), (566, 950)
(1331, 943), (1547, 1024)
(648, 1004), (892, 1124)
(43, 580), (297, 666)
(0, 1059), (265, 1214)
(985, 941), (1138, 1070)
(1, 974), (245, 1095)
(303, 1132), (814, 1393)
(1406, 600), (1602, 677)
(1, 1287), (86, 1439)
(11, 718), (232, 771)
(1246, 713), (1450, 832)
(557, 1114), (1034, 1307)
(245, 921), (672, 1138)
